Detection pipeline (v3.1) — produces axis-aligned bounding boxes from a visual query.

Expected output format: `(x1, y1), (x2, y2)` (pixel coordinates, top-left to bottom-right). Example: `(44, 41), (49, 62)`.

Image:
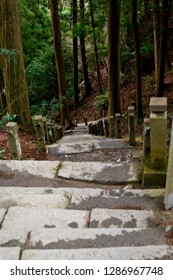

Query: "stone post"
(109, 116), (115, 137)
(83, 116), (88, 125)
(143, 118), (150, 162)
(128, 106), (136, 146)
(88, 123), (93, 134)
(34, 115), (46, 151)
(98, 120), (104, 136)
(150, 97), (167, 170)
(54, 125), (63, 141)
(142, 97), (167, 186)
(6, 122), (22, 160)
(43, 117), (49, 143)
(164, 118), (173, 210)
(115, 113), (122, 138)
(94, 123), (98, 136)
(46, 121), (53, 144)
(104, 118), (109, 137)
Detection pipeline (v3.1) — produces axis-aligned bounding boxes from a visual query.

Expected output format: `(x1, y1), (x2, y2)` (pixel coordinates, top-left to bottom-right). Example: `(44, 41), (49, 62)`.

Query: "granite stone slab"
(90, 209), (155, 228)
(2, 207), (89, 232)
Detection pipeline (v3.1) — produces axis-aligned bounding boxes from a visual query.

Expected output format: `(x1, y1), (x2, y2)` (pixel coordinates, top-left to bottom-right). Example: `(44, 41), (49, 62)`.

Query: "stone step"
(48, 135), (129, 155)
(0, 227), (167, 249)
(0, 187), (165, 210)
(1, 207), (90, 232)
(0, 160), (143, 184)
(21, 245), (173, 260)
(57, 161), (143, 184)
(27, 227), (167, 249)
(1, 206), (171, 233)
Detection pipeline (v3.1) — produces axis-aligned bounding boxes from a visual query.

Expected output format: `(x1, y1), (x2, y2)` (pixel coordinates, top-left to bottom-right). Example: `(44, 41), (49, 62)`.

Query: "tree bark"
(153, 0), (160, 83)
(72, 0), (79, 109)
(0, 0), (31, 126)
(131, 0), (143, 121)
(79, 0), (91, 96)
(89, 0), (103, 95)
(108, 0), (121, 116)
(50, 0), (70, 126)
(156, 0), (170, 97)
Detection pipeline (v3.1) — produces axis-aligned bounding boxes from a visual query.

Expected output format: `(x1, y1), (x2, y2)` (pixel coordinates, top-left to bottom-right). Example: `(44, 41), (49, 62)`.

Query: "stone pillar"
(142, 97), (167, 187)
(98, 120), (104, 136)
(128, 106), (136, 146)
(143, 118), (150, 162)
(83, 116), (88, 125)
(94, 123), (98, 136)
(164, 118), (173, 210)
(150, 97), (167, 170)
(104, 118), (109, 137)
(43, 117), (49, 143)
(88, 123), (93, 134)
(115, 113), (122, 138)
(54, 125), (63, 141)
(34, 115), (46, 151)
(46, 121), (53, 144)
(109, 116), (115, 137)
(6, 122), (22, 160)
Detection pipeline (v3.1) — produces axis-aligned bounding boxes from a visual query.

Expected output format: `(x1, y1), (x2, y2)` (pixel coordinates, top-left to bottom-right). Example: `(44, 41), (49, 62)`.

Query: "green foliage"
(31, 97), (59, 120)
(94, 94), (108, 112)
(0, 48), (19, 63)
(0, 114), (19, 128)
(26, 46), (58, 105)
(18, 0), (51, 66)
(143, 75), (155, 88)
(140, 44), (154, 73)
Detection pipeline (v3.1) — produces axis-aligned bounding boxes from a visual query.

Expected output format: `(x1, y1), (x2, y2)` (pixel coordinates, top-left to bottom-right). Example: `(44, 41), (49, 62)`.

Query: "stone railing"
(6, 115), (63, 159)
(88, 106), (136, 144)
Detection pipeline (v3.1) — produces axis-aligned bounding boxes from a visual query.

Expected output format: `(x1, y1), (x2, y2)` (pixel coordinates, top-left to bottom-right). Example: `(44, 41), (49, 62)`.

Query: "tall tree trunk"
(72, 0), (79, 109)
(131, 0), (143, 121)
(144, 0), (151, 20)
(89, 0), (103, 95)
(153, 0), (160, 83)
(108, 0), (121, 116)
(156, 0), (170, 97)
(79, 0), (91, 96)
(50, 0), (70, 126)
(0, 0), (31, 126)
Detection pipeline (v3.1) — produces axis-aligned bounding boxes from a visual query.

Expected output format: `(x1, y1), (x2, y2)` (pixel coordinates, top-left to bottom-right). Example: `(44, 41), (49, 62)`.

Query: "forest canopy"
(0, 0), (172, 126)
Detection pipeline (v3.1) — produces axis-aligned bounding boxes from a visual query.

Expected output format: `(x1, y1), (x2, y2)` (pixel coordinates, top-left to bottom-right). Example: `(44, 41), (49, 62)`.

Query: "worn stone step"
(89, 209), (173, 229)
(1, 207), (90, 233)
(0, 159), (143, 184)
(0, 187), (165, 210)
(21, 245), (173, 260)
(26, 227), (167, 250)
(58, 161), (143, 184)
(0, 193), (69, 209)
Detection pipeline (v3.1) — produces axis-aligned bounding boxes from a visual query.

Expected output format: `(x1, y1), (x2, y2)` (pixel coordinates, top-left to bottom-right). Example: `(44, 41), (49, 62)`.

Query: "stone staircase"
(0, 186), (173, 260)
(0, 124), (173, 260)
